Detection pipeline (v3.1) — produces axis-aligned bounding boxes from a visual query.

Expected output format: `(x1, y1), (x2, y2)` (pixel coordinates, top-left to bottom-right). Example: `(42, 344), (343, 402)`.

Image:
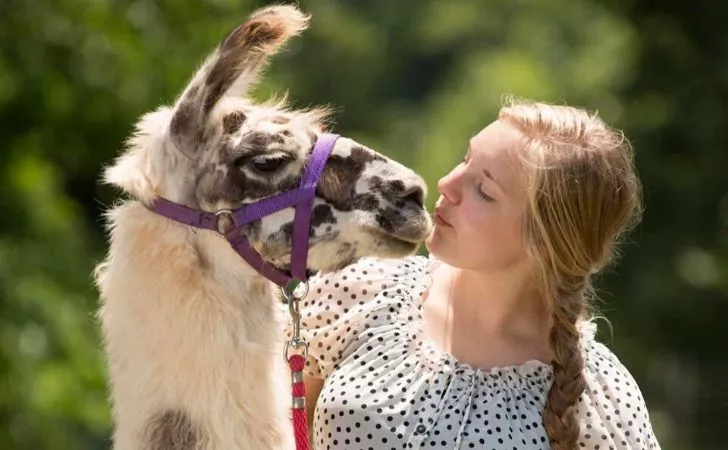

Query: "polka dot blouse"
(285, 255), (660, 449)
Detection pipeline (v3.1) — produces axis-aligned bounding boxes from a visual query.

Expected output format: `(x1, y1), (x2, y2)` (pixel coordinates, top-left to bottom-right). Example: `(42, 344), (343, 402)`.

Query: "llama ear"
(104, 110), (169, 203)
(169, 6), (310, 156)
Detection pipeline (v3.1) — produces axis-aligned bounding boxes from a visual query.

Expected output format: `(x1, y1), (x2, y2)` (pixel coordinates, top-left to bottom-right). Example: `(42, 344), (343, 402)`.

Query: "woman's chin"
(425, 223), (448, 246)
(424, 228), (446, 257)
(425, 229), (469, 269)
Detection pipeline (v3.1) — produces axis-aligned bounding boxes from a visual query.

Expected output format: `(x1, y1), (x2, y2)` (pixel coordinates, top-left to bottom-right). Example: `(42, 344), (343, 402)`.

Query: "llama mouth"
(366, 228), (422, 254)
(365, 212), (433, 246)
(364, 225), (423, 245)
(389, 233), (427, 245)
(388, 220), (434, 244)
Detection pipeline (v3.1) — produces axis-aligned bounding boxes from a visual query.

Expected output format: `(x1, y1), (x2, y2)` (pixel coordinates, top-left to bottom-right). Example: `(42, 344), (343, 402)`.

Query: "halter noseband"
(149, 133), (340, 287)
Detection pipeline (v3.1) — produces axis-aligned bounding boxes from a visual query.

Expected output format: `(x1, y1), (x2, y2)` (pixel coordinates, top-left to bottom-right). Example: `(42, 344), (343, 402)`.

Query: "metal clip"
(284, 337), (309, 364)
(283, 279), (310, 364)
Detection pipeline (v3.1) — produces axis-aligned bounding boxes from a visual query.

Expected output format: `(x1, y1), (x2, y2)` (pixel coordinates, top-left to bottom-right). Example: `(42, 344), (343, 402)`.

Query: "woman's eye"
(478, 185), (495, 202)
(251, 156), (286, 173)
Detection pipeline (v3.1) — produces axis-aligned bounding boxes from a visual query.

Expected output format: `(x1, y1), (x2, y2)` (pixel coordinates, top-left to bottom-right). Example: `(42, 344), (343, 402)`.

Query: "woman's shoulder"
(325, 253), (431, 278)
(284, 254), (432, 378)
(581, 324), (645, 396)
(298, 253), (432, 319)
(577, 322), (661, 448)
(306, 253), (431, 294)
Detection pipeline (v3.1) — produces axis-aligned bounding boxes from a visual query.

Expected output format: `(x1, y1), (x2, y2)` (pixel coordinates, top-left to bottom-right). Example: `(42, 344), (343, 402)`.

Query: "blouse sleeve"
(577, 337), (661, 449)
(282, 256), (416, 379)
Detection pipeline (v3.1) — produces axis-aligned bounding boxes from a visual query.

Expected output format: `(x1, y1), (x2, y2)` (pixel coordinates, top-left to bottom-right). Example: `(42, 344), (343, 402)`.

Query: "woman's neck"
(423, 260), (553, 369)
(450, 263), (550, 341)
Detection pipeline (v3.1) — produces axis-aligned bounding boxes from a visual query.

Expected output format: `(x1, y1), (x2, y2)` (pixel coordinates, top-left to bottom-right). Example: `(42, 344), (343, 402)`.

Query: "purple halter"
(149, 133), (340, 287)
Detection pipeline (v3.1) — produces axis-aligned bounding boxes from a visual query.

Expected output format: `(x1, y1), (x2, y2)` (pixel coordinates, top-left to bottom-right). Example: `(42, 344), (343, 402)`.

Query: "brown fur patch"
(223, 111), (247, 134)
(311, 204), (336, 227)
(170, 101), (204, 154)
(317, 145), (385, 210)
(244, 131), (285, 147)
(203, 7), (308, 114)
(353, 193), (380, 211)
(237, 19), (284, 51)
(376, 206), (406, 233)
(203, 66), (235, 114)
(145, 410), (199, 449)
(385, 179), (406, 196)
(384, 179), (424, 206)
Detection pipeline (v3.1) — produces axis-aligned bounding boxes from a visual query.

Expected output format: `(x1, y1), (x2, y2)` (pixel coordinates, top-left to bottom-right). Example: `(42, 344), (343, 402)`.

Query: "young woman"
(288, 99), (660, 449)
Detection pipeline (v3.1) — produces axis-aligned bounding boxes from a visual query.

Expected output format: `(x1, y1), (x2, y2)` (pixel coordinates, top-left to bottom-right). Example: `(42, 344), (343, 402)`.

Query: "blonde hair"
(498, 98), (642, 449)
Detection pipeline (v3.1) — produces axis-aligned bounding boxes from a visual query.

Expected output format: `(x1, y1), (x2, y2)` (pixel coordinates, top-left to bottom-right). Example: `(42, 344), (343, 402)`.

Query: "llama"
(94, 5), (431, 450)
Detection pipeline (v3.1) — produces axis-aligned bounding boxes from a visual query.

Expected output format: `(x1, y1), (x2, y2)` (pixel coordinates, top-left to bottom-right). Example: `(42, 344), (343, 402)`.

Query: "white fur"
(104, 107), (195, 206)
(96, 202), (293, 449)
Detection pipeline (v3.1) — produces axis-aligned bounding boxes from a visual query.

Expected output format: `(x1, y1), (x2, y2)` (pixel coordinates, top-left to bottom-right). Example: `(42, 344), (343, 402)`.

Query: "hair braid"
(543, 288), (587, 450)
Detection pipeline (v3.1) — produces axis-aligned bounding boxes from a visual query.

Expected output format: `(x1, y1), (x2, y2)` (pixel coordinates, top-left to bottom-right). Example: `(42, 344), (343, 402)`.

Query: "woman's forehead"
(470, 121), (524, 190)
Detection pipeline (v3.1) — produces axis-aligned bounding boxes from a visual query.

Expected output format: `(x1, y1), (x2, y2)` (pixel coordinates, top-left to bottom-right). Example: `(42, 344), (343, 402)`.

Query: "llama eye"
(250, 156), (286, 173)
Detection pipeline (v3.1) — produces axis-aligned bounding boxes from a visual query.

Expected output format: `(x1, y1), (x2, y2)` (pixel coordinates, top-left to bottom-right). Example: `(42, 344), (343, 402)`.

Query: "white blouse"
(285, 255), (660, 449)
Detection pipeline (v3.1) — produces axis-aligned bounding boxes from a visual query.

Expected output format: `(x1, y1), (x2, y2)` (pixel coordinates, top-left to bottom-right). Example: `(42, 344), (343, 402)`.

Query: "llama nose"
(398, 184), (425, 207)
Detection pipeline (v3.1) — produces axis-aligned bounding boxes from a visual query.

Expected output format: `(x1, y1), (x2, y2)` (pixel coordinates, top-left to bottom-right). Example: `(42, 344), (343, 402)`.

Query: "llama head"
(105, 5), (432, 274)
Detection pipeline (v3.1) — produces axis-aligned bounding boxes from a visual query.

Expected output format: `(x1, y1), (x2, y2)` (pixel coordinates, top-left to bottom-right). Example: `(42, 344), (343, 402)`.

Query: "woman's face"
(426, 120), (529, 272)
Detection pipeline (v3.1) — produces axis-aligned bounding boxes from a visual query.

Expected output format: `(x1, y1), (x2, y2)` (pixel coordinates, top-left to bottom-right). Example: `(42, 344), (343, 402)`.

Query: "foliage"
(0, 0), (725, 448)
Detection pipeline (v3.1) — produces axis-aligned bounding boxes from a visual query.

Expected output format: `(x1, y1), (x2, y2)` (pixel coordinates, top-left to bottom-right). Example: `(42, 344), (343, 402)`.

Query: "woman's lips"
(434, 207), (452, 227)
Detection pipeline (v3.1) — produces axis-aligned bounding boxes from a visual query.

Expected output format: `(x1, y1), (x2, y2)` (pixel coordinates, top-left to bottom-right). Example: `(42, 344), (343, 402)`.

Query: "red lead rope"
(288, 353), (310, 450)
(284, 280), (311, 450)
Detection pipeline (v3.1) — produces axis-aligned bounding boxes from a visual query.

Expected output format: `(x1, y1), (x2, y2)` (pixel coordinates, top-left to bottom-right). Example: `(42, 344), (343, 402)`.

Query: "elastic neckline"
(400, 254), (597, 389)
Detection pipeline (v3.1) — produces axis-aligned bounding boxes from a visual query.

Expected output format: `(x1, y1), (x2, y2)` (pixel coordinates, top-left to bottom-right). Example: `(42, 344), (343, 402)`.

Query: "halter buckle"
(214, 210), (234, 236)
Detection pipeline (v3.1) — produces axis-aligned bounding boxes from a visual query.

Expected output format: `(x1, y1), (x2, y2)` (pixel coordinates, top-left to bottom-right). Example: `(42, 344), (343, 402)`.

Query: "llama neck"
(98, 202), (293, 449)
(102, 202), (281, 355)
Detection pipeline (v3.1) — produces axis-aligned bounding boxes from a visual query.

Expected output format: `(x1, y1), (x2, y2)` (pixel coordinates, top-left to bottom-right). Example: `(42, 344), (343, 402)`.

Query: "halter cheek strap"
(149, 133), (340, 286)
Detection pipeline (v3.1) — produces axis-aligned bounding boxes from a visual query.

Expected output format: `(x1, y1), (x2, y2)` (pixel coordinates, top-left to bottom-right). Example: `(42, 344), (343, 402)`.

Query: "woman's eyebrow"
(482, 168), (506, 194)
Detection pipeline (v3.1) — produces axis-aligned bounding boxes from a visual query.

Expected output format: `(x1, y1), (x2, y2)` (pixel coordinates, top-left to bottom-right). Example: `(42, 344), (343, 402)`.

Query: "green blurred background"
(1, 0), (726, 448)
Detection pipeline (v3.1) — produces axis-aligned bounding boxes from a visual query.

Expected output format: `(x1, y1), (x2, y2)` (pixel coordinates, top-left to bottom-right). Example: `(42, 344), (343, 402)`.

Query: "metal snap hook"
(284, 337), (309, 364)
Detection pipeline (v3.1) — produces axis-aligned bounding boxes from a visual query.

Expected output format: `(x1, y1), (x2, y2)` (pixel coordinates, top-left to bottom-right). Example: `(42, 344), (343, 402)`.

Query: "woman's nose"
(437, 168), (461, 204)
